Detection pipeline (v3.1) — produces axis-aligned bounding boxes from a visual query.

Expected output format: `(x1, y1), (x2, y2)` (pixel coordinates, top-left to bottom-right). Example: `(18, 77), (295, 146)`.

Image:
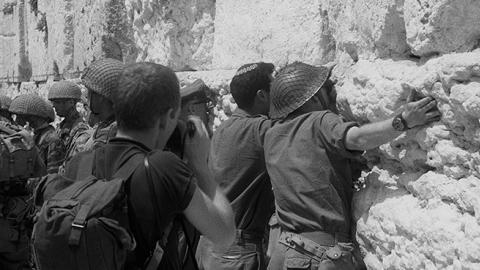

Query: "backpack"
(0, 123), (38, 194)
(32, 155), (162, 270)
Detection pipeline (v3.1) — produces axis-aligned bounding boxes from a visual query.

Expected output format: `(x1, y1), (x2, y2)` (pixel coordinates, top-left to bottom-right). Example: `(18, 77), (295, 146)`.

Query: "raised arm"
(182, 116), (235, 249)
(345, 95), (441, 151)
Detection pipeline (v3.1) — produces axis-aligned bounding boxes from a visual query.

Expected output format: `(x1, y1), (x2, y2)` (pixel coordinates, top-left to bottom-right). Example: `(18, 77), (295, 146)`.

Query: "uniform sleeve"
(46, 135), (66, 174)
(149, 151), (197, 213)
(255, 118), (274, 147)
(315, 111), (362, 159)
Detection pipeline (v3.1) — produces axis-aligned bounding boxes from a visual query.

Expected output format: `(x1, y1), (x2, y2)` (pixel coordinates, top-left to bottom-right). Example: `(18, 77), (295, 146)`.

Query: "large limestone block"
(345, 52), (480, 269)
(73, 0), (137, 72)
(322, 0), (409, 61)
(354, 171), (480, 269)
(27, 0), (55, 81)
(0, 0), (20, 81)
(212, 0), (335, 70)
(404, 0), (480, 56)
(35, 0), (75, 78)
(0, 0), (31, 82)
(126, 0), (215, 70)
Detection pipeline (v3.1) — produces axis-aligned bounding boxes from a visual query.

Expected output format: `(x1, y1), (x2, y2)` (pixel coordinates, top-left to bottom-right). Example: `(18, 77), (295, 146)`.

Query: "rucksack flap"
(63, 149), (96, 181)
(33, 156), (142, 270)
(33, 173), (76, 207)
(0, 133), (37, 184)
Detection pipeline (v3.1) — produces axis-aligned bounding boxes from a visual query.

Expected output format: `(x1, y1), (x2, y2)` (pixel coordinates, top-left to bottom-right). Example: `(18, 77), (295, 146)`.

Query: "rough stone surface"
(342, 52), (480, 269)
(126, 0), (215, 70)
(322, 0), (409, 62)
(404, 0), (480, 56)
(212, 0), (336, 70)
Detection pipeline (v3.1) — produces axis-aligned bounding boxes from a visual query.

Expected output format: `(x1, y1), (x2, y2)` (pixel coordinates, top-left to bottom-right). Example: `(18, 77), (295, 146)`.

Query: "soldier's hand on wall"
(402, 89), (442, 128)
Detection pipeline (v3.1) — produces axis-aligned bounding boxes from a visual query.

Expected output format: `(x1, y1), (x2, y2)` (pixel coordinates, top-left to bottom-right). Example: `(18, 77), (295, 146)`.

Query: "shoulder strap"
(179, 218), (200, 270)
(143, 156), (162, 229)
(110, 154), (144, 181)
(143, 155), (165, 270)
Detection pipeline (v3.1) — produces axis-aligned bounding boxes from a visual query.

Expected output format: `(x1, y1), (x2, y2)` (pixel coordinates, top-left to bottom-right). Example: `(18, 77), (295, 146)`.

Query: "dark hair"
(114, 62), (180, 130)
(230, 62), (275, 109)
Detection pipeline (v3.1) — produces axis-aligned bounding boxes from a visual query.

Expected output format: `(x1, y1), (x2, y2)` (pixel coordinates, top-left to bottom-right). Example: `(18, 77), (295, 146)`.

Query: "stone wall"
(1, 0), (480, 269)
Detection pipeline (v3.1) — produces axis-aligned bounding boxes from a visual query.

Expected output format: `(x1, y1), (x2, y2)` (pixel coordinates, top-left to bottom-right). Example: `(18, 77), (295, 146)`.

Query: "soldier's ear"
(256, 89), (269, 103)
(186, 102), (195, 114)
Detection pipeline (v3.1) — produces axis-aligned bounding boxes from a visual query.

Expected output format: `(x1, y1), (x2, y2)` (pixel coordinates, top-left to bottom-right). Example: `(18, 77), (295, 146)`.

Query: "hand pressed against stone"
(402, 90), (441, 128)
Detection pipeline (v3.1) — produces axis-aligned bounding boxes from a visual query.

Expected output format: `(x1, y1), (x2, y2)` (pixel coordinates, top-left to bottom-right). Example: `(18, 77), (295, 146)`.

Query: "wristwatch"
(392, 113), (409, 131)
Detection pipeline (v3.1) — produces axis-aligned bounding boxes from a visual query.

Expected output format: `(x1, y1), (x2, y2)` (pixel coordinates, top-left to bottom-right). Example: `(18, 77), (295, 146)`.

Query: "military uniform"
(34, 124), (66, 174)
(0, 122), (46, 270)
(48, 80), (91, 161)
(58, 111), (90, 160)
(82, 119), (117, 151)
(0, 95), (13, 123)
(79, 58), (124, 152)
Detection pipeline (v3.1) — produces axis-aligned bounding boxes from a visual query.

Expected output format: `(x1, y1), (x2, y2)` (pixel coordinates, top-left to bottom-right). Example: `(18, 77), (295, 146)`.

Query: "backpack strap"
(143, 155), (165, 270)
(179, 217), (200, 270)
(68, 156), (143, 247)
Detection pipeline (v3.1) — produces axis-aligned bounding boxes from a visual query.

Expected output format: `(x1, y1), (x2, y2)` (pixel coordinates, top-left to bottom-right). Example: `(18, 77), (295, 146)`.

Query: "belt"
(279, 231), (351, 262)
(235, 229), (264, 243)
(300, 231), (350, 246)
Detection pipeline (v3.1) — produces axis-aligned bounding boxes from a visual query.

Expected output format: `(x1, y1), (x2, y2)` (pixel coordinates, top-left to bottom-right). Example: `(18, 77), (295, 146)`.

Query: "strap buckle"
(71, 221), (86, 229)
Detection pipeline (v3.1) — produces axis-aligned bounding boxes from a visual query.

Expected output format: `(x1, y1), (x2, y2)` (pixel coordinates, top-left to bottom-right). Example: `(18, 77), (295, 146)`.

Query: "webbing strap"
(68, 204), (91, 246)
(143, 155), (164, 270)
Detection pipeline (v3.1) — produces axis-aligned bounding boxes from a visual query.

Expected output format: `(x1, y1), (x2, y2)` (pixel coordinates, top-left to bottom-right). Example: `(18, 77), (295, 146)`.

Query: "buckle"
(71, 221), (85, 229)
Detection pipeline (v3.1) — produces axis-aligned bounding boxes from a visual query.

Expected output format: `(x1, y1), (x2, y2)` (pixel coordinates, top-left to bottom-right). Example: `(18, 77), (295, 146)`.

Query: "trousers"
(0, 196), (32, 270)
(267, 231), (366, 270)
(197, 230), (267, 270)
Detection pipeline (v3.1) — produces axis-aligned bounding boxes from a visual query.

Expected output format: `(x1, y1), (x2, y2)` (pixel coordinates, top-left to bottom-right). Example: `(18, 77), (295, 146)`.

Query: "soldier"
(165, 79), (212, 158)
(48, 80), (90, 160)
(80, 58), (125, 151)
(197, 62), (276, 270)
(0, 95), (13, 123)
(0, 114), (46, 270)
(9, 94), (66, 174)
(264, 62), (441, 270)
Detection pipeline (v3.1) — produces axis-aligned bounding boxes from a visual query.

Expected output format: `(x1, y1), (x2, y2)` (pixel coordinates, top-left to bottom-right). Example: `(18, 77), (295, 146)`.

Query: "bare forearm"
(184, 188), (235, 249)
(191, 165), (217, 199)
(345, 118), (402, 151)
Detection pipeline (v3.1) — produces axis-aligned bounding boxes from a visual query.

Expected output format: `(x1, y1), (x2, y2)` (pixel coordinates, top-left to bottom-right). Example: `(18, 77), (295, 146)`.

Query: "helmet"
(10, 94), (55, 122)
(180, 79), (210, 104)
(0, 95), (12, 111)
(269, 62), (332, 119)
(48, 81), (82, 101)
(81, 58), (124, 101)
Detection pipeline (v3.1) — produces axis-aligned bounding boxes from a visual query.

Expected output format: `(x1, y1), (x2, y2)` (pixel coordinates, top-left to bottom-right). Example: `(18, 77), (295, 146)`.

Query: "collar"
(34, 123), (52, 135)
(60, 110), (81, 128)
(98, 116), (116, 129)
(108, 137), (152, 152)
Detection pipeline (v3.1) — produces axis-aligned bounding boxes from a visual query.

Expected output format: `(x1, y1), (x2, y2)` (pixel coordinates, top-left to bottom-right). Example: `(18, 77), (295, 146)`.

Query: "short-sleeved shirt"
(92, 137), (197, 267)
(263, 111), (361, 235)
(210, 109), (274, 235)
(34, 125), (66, 174)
